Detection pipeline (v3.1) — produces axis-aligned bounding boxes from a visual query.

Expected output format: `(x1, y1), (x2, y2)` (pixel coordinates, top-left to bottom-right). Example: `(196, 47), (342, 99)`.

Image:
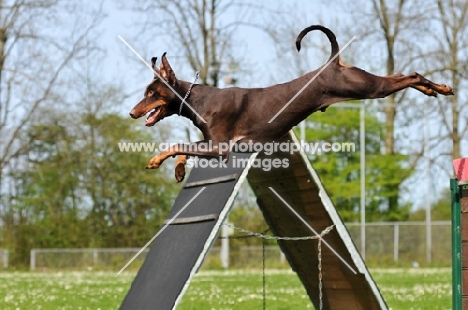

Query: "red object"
(453, 157), (468, 182)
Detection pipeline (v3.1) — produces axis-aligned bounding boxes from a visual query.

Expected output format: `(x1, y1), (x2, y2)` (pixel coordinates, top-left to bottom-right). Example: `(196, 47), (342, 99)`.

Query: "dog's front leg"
(146, 141), (227, 180)
(175, 155), (188, 183)
(146, 152), (169, 170)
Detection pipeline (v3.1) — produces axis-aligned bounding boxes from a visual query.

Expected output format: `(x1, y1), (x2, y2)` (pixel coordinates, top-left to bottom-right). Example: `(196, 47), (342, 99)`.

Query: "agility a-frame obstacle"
(120, 132), (388, 310)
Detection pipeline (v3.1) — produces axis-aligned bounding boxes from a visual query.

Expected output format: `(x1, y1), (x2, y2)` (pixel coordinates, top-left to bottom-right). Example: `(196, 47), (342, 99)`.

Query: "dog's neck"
(176, 81), (214, 126)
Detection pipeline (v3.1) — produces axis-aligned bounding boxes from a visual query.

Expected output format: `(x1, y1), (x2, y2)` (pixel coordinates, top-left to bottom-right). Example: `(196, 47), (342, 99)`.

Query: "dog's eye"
(147, 90), (154, 97)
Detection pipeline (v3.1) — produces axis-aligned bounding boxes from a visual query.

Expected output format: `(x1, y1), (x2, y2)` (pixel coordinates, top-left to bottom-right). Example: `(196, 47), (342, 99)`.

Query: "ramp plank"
(120, 153), (253, 310)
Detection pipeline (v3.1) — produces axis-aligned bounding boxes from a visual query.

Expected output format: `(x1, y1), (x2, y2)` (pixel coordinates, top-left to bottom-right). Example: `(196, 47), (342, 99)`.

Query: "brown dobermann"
(129, 25), (453, 182)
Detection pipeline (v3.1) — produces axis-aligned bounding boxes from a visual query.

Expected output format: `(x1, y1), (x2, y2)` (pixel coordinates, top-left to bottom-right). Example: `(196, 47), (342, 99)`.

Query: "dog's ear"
(151, 57), (160, 77)
(160, 52), (177, 86)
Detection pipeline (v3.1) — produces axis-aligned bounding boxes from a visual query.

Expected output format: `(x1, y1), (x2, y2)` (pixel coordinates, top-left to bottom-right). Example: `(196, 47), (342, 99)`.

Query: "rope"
(318, 239), (323, 310)
(221, 223), (334, 241)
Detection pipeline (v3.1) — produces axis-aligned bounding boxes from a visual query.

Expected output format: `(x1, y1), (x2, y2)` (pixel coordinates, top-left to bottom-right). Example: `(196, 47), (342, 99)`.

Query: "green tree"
(0, 0), (104, 265)
(4, 121), (86, 265)
(299, 105), (412, 222)
(3, 111), (180, 267)
(79, 112), (178, 247)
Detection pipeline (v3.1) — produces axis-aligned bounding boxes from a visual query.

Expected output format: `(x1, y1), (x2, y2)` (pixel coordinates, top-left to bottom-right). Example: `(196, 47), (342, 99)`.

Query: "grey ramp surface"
(120, 153), (253, 310)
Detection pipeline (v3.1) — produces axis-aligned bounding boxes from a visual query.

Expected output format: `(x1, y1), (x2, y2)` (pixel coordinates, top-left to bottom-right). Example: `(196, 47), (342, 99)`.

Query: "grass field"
(0, 268), (451, 309)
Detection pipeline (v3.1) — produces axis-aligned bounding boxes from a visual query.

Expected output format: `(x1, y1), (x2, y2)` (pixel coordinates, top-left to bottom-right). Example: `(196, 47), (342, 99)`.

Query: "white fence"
(345, 221), (451, 265)
(0, 249), (8, 268)
(28, 221), (452, 270)
(30, 248), (149, 271)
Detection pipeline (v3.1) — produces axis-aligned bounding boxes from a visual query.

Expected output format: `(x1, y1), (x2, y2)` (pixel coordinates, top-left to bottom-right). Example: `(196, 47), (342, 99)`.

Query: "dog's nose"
(129, 111), (136, 118)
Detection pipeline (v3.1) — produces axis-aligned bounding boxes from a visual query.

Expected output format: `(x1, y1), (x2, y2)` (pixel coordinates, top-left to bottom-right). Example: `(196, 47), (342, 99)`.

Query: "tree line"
(0, 0), (466, 267)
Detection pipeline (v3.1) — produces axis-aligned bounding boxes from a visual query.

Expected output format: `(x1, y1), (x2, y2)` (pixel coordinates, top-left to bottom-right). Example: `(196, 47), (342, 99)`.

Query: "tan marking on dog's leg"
(146, 151), (173, 169)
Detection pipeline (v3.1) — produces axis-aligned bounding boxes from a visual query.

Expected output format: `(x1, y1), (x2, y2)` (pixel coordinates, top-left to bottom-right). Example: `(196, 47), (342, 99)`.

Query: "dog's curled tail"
(295, 25), (340, 63)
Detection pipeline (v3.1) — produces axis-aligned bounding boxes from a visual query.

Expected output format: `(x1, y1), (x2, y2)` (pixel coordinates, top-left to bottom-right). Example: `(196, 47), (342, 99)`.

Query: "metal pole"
(220, 221), (229, 269)
(93, 249), (98, 267)
(2, 250), (7, 268)
(360, 101), (366, 259)
(393, 223), (399, 263)
(300, 121), (305, 142)
(30, 249), (36, 271)
(424, 108), (432, 263)
(450, 178), (462, 310)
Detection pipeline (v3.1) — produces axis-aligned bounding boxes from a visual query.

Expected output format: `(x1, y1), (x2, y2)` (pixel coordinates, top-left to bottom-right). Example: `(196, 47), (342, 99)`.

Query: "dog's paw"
(175, 163), (186, 183)
(146, 156), (162, 169)
(438, 84), (454, 96)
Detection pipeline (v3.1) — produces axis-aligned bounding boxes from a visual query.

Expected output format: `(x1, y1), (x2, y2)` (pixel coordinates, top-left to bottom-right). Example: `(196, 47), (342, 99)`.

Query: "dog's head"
(130, 53), (179, 126)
